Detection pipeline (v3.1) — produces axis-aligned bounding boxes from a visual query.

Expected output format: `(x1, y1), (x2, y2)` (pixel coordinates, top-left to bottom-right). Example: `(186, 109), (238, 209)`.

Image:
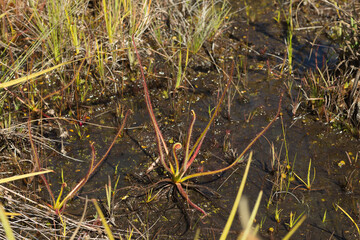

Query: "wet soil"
(36, 1), (360, 239)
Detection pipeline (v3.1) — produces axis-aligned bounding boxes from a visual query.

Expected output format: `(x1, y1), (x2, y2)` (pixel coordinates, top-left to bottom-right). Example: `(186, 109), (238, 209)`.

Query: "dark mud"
(39, 1), (360, 239)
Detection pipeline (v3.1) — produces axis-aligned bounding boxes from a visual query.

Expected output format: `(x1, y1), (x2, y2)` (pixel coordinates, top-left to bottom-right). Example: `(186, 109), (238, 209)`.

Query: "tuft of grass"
(285, 211), (305, 229)
(149, 0), (230, 89)
(299, 2), (360, 136)
(274, 204), (283, 223)
(105, 175), (121, 218)
(293, 159), (316, 190)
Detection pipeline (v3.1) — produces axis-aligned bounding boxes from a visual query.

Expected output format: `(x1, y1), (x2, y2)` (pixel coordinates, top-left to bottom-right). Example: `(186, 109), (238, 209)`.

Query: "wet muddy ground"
(33, 1), (360, 239)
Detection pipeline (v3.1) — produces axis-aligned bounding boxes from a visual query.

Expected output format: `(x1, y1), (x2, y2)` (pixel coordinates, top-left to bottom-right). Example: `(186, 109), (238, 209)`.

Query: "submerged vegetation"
(0, 0), (360, 239)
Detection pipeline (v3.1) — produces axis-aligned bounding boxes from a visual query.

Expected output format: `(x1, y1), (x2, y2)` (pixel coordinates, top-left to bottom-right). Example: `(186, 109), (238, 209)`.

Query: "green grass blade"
(0, 170), (53, 184)
(307, 159), (311, 186)
(0, 204), (15, 240)
(293, 172), (307, 187)
(220, 152), (253, 240)
(175, 48), (182, 89)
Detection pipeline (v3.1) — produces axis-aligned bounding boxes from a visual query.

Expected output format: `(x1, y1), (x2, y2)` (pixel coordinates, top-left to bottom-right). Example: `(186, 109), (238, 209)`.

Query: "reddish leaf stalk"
(180, 93), (283, 182)
(132, 36), (171, 173)
(28, 118), (55, 203)
(59, 110), (130, 208)
(176, 183), (207, 217)
(30, 110), (130, 212)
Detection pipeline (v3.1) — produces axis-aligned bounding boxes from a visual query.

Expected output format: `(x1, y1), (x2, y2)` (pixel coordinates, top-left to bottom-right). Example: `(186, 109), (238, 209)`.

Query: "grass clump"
(299, 1), (360, 136)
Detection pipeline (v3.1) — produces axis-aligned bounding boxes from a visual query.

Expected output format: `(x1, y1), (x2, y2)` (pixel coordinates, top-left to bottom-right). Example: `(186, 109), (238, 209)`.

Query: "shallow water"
(44, 1), (360, 239)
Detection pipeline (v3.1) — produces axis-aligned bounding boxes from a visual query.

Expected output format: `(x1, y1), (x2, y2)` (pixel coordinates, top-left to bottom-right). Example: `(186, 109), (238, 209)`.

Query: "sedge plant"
(133, 36), (283, 216)
(293, 159), (316, 190)
(285, 211), (305, 229)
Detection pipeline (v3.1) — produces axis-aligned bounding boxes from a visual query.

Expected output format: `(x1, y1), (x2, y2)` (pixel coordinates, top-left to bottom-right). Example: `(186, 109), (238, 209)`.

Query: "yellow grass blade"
(282, 215), (306, 240)
(4, 212), (20, 217)
(0, 60), (75, 89)
(0, 170), (53, 184)
(239, 191), (263, 240)
(336, 204), (360, 234)
(92, 199), (114, 240)
(0, 204), (15, 240)
(0, 11), (8, 19)
(220, 152), (253, 240)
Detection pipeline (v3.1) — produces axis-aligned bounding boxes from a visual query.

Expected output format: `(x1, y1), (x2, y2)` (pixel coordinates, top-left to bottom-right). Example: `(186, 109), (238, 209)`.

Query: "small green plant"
(144, 188), (159, 203)
(275, 204), (283, 223)
(273, 9), (281, 23)
(285, 211), (305, 229)
(174, 35), (190, 89)
(64, 4), (81, 55)
(259, 216), (266, 230)
(266, 117), (296, 206)
(105, 175), (120, 217)
(294, 159), (316, 190)
(322, 210), (327, 223)
(282, 215), (306, 240)
(95, 40), (106, 85)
